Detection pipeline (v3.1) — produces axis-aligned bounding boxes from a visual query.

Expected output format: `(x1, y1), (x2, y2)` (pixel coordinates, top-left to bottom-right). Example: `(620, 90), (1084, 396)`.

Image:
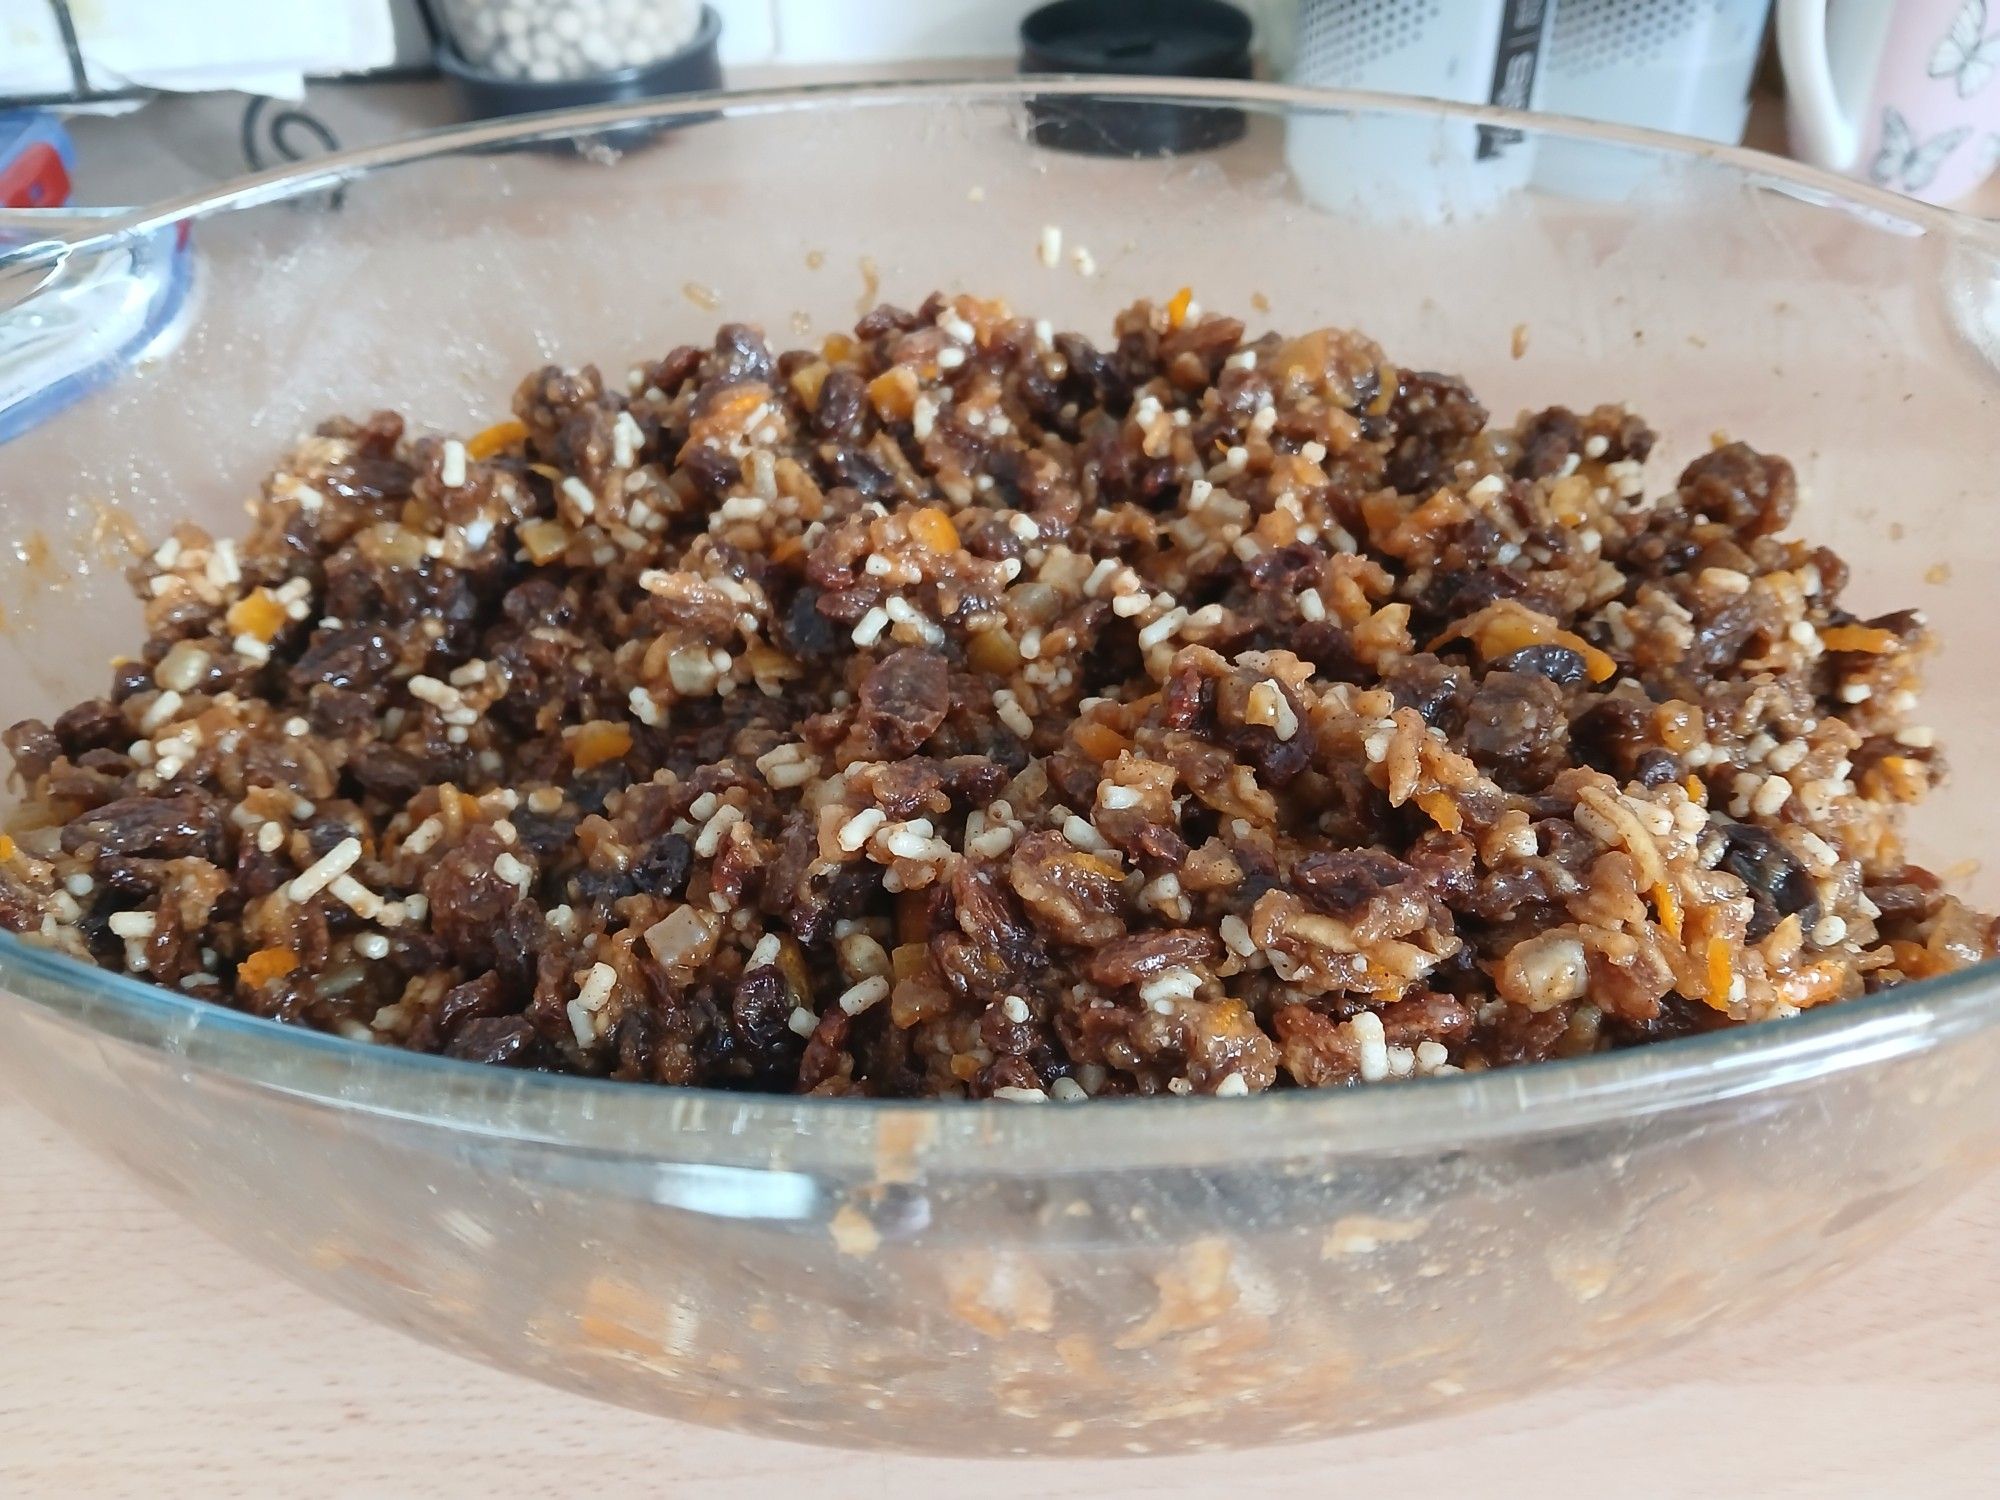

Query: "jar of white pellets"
(434, 0), (706, 81)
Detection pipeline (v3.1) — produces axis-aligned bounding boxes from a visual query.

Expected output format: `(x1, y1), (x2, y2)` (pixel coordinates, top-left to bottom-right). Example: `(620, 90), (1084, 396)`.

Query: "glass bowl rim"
(3, 75), (1998, 1172)
(5, 74), (1998, 263)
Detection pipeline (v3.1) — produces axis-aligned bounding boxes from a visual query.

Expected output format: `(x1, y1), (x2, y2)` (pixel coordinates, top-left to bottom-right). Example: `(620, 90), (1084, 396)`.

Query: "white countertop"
(4, 1091), (1997, 1495)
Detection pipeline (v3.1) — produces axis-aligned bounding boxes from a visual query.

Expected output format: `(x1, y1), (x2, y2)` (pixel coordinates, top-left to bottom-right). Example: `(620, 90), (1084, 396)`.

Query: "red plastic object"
(1, 112), (75, 208)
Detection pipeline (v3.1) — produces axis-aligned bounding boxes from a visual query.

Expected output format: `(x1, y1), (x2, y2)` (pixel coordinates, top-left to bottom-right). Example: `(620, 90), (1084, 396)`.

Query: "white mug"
(1534, 0), (1775, 199)
(1285, 0), (1557, 221)
(1779, 0), (2000, 205)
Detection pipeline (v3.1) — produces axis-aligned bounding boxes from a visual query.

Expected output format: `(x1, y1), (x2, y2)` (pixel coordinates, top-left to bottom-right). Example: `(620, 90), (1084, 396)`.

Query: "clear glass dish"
(3, 79), (1999, 1457)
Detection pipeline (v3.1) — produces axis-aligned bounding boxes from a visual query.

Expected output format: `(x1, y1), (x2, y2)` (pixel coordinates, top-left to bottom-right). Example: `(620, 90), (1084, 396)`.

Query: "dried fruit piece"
(241, 947), (298, 986)
(1703, 936), (1734, 1011)
(466, 418), (528, 461)
(227, 589), (287, 643)
(569, 721), (632, 772)
(907, 507), (960, 553)
(1820, 625), (1900, 654)
(867, 368), (918, 422)
(1073, 722), (1132, 763)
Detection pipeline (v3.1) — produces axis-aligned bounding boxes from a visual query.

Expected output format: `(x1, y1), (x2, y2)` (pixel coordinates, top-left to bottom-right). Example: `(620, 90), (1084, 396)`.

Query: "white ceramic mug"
(1534, 0), (1774, 199)
(1779, 0), (2000, 205)
(1285, 0), (1557, 221)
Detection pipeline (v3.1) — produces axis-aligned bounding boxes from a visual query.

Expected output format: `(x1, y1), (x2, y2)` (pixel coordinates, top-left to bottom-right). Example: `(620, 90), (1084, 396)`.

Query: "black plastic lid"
(1021, 0), (1252, 77)
(1020, 0), (1252, 156)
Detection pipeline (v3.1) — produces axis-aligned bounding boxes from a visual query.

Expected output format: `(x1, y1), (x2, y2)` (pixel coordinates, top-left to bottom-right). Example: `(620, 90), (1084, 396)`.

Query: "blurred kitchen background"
(3, 0), (1998, 213)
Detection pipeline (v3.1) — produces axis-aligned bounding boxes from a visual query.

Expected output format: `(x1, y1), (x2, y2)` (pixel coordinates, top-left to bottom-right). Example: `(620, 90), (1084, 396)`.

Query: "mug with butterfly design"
(1779, 0), (2000, 205)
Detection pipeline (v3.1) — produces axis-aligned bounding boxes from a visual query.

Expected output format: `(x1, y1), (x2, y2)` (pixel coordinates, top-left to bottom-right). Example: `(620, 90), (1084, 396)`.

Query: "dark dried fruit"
(1492, 645), (1590, 686)
(1716, 821), (1820, 940)
(1678, 443), (1797, 537)
(61, 794), (222, 861)
(445, 1016), (538, 1066)
(1462, 672), (1569, 791)
(1514, 407), (1583, 480)
(850, 647), (949, 760)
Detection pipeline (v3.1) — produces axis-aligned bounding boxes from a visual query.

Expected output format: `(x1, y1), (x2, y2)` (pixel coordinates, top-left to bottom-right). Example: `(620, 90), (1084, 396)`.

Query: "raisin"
(53, 700), (127, 757)
(2, 720), (62, 783)
(632, 833), (693, 897)
(1514, 406), (1583, 480)
(1678, 443), (1796, 537)
(445, 1016), (539, 1066)
(61, 794), (222, 861)
(813, 369), (871, 441)
(1462, 672), (1570, 792)
(1717, 821), (1820, 940)
(849, 647), (949, 760)
(711, 323), (774, 385)
(776, 585), (840, 660)
(291, 626), (396, 693)
(1492, 645), (1590, 686)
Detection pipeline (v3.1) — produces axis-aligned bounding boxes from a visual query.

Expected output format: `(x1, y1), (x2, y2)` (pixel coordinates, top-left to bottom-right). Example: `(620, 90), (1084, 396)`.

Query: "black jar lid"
(1022, 0), (1252, 78)
(1019, 0), (1253, 156)
(437, 4), (722, 144)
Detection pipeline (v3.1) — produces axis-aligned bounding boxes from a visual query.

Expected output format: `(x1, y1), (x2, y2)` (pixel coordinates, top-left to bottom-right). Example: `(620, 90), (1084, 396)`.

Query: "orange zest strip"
(1702, 935), (1734, 1012)
(466, 418), (528, 461)
(867, 368), (917, 421)
(908, 507), (960, 553)
(1449, 607), (1620, 684)
(967, 629), (1022, 676)
(1415, 790), (1463, 834)
(789, 360), (830, 408)
(226, 588), (287, 643)
(1888, 939), (1937, 978)
(1818, 624), (1900, 654)
(1651, 880), (1683, 941)
(517, 519), (569, 565)
(240, 947), (299, 986)
(1072, 853), (1124, 882)
(1166, 286), (1194, 329)
(569, 720), (634, 772)
(1073, 721), (1131, 763)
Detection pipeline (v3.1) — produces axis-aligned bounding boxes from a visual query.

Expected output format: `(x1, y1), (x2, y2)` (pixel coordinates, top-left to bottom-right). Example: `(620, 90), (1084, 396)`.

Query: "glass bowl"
(3, 80), (1999, 1457)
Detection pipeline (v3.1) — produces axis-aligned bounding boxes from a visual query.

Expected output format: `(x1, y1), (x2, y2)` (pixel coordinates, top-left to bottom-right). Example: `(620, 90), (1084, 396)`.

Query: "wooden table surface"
(3, 1086), (1997, 1497)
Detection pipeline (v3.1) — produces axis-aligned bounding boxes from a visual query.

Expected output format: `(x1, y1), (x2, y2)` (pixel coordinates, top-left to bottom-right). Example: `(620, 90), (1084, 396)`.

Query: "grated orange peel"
(1415, 790), (1463, 834)
(1651, 880), (1683, 941)
(240, 947), (298, 986)
(226, 588), (287, 644)
(1702, 935), (1734, 1011)
(1819, 624), (1900, 654)
(569, 720), (634, 772)
(907, 507), (960, 553)
(466, 418), (528, 461)
(1074, 722), (1132, 764)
